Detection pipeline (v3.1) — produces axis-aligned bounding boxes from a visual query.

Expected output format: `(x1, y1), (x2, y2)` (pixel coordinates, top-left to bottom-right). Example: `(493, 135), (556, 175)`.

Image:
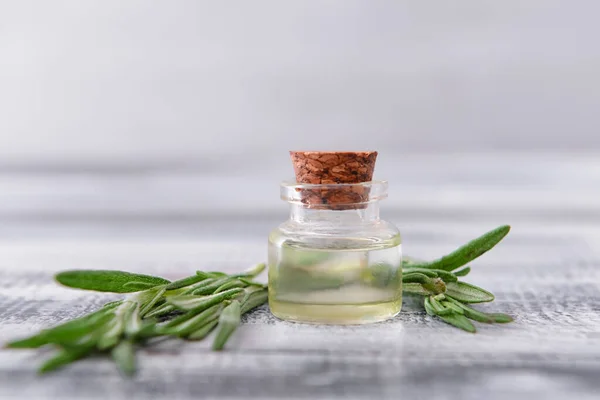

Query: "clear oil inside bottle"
(268, 232), (402, 324)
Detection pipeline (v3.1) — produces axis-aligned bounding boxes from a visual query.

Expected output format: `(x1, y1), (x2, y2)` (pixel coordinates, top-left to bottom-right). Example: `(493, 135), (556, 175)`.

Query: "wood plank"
(0, 227), (598, 399)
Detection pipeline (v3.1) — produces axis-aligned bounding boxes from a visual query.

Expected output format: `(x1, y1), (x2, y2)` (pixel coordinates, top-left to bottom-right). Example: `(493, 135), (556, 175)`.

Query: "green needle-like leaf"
(445, 296), (493, 323)
(441, 300), (464, 315)
(453, 267), (471, 277)
(423, 297), (436, 316)
(402, 268), (438, 277)
(437, 313), (477, 333)
(111, 340), (136, 376)
(5, 334), (49, 349)
(134, 322), (158, 339)
(445, 282), (495, 303)
(410, 225), (510, 271)
(168, 288), (244, 312)
(402, 273), (432, 284)
(240, 288), (268, 314)
(169, 306), (222, 337)
(403, 268), (458, 282)
(214, 279), (246, 294)
(212, 300), (241, 351)
(234, 263), (267, 278)
(97, 319), (124, 350)
(487, 313), (514, 323)
(189, 278), (233, 295)
(428, 296), (452, 316)
(426, 270), (458, 283)
(55, 270), (170, 293)
(207, 271), (229, 277)
(122, 281), (161, 291)
(159, 302), (221, 330)
(7, 311), (114, 349)
(403, 283), (434, 296)
(182, 278), (217, 295)
(38, 346), (93, 374)
(188, 319), (219, 341)
(401, 274), (445, 294)
(123, 302), (143, 337)
(139, 288), (167, 317)
(143, 303), (177, 319)
(239, 278), (267, 288)
(165, 274), (210, 290)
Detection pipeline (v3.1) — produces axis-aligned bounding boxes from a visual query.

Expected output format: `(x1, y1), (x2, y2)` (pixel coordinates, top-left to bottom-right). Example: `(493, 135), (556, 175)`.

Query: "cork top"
(289, 151), (378, 209)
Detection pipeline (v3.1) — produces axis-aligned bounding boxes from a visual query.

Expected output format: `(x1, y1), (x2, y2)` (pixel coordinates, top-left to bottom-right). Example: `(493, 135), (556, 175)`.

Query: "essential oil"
(268, 234), (402, 324)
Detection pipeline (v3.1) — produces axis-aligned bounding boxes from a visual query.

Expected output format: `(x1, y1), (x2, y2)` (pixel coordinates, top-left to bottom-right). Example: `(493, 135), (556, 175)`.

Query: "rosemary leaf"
(402, 283), (434, 296)
(401, 268), (438, 278)
(165, 274), (210, 290)
(168, 288), (244, 312)
(212, 301), (241, 351)
(171, 306), (222, 337)
(111, 340), (136, 377)
(428, 296), (452, 316)
(144, 303), (177, 319)
(234, 263), (267, 278)
(214, 279), (246, 294)
(445, 282), (495, 303)
(139, 288), (167, 317)
(122, 281), (161, 291)
(410, 225), (510, 271)
(441, 300), (464, 315)
(445, 296), (493, 323)
(402, 273), (432, 284)
(123, 302), (143, 337)
(453, 267), (471, 277)
(6, 311), (114, 349)
(188, 320), (219, 341)
(55, 270), (170, 293)
(487, 313), (514, 323)
(437, 313), (477, 333)
(240, 288), (268, 315)
(207, 271), (228, 278)
(38, 346), (93, 374)
(97, 318), (124, 350)
(239, 278), (267, 288)
(160, 303), (221, 331)
(189, 278), (232, 295)
(423, 297), (436, 316)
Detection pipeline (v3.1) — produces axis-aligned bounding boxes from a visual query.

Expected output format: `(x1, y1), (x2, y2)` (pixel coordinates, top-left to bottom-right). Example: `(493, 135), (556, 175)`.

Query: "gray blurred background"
(1, 0), (599, 234)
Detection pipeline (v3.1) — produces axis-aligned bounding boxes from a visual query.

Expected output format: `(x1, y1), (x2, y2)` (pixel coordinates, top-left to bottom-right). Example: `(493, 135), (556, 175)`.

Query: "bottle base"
(268, 298), (402, 325)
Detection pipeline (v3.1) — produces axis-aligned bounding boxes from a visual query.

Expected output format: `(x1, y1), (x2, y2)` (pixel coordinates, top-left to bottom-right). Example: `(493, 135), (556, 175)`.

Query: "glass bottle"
(268, 180), (402, 324)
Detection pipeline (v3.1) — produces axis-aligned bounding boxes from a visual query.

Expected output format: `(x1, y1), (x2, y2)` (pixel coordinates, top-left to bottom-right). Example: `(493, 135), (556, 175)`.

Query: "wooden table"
(1, 153), (598, 399)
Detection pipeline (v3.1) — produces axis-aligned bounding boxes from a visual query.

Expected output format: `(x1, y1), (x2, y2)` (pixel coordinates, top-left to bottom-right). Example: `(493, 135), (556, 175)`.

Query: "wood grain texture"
(0, 230), (599, 400)
(1, 155), (599, 399)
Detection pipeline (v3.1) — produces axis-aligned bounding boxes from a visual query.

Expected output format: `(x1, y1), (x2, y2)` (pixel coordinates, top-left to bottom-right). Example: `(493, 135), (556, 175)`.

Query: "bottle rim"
(280, 180), (388, 208)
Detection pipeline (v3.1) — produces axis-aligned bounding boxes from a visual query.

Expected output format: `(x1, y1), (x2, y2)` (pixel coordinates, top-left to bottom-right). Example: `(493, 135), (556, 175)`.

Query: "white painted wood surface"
(0, 153), (599, 399)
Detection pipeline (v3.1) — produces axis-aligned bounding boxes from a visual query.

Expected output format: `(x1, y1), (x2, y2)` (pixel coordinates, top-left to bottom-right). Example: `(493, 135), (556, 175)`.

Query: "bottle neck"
(289, 202), (381, 223)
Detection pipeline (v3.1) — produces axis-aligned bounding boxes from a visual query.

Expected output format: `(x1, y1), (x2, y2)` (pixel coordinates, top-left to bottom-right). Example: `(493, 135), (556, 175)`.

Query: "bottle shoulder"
(269, 218), (401, 250)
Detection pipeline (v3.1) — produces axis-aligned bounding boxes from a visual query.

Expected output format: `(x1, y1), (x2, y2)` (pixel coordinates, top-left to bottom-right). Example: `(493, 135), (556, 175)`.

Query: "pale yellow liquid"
(268, 239), (402, 325)
(269, 299), (402, 325)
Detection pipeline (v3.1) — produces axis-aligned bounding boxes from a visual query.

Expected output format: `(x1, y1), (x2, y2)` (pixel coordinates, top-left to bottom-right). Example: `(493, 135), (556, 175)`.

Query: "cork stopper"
(289, 151), (378, 209)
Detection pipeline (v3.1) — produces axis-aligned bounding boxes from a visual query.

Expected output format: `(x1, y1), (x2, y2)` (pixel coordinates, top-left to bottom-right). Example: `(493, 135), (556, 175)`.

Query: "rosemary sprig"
(404, 225), (513, 332)
(6, 263), (268, 376)
(5, 225), (514, 375)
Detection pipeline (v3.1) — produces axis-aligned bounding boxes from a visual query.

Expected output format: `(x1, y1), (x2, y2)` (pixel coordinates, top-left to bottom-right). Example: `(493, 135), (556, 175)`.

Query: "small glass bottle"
(268, 180), (402, 324)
